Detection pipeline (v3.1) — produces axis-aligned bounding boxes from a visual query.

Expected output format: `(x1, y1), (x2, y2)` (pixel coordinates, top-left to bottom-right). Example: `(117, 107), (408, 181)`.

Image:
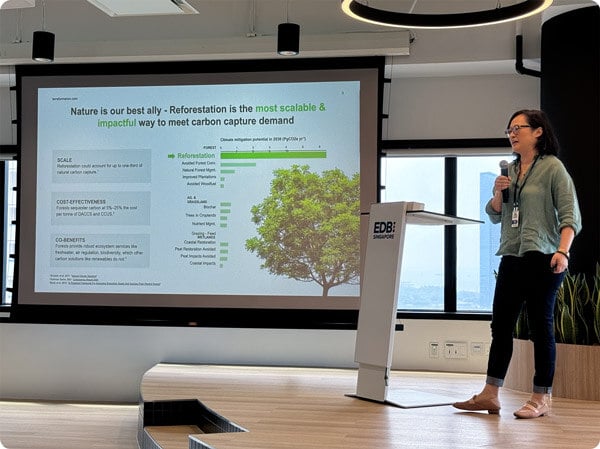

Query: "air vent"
(86, 0), (198, 17)
(0, 0), (35, 9)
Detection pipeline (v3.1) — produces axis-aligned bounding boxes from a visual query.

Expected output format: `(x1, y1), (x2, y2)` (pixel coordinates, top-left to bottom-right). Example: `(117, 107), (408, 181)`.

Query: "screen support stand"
(350, 201), (482, 408)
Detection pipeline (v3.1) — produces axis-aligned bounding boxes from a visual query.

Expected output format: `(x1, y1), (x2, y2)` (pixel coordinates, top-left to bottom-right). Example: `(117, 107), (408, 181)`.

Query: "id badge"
(511, 206), (519, 228)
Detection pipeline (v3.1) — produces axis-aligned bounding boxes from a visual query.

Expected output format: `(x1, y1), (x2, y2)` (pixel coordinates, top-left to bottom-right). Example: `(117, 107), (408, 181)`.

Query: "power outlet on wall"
(429, 342), (440, 358)
(444, 341), (468, 359)
(470, 342), (485, 356)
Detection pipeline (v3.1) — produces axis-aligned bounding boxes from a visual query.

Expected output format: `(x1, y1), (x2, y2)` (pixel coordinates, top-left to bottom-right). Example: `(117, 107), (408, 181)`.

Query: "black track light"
(277, 22), (300, 56)
(32, 30), (55, 62)
(32, 0), (54, 62)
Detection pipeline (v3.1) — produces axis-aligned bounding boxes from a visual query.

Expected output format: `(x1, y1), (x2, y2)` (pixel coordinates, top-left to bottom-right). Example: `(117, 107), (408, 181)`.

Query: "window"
(380, 157), (444, 310)
(456, 156), (504, 311)
(1, 145), (511, 320)
(381, 149), (510, 314)
(2, 160), (17, 306)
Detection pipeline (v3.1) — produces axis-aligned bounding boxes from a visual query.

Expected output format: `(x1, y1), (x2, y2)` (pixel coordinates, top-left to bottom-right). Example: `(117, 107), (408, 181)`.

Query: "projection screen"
(14, 57), (383, 327)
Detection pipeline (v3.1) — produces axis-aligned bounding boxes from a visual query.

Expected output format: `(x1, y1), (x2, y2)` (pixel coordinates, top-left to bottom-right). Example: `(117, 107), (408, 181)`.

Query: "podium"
(351, 201), (482, 408)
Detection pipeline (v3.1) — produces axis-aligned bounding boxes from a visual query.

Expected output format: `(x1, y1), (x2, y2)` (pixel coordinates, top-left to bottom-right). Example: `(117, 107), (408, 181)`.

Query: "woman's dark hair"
(508, 109), (560, 156)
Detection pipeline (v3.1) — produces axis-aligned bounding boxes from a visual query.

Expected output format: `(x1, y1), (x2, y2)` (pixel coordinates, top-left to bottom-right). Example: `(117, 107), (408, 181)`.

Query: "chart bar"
(221, 150), (326, 160)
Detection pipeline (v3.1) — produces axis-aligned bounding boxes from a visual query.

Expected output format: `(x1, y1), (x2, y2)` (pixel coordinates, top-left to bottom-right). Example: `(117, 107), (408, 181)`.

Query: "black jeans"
(486, 252), (565, 394)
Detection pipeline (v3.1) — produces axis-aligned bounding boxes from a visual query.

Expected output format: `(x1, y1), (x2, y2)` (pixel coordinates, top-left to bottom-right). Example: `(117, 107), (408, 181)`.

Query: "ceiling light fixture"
(278, 23), (300, 55)
(340, 0), (554, 29)
(32, 0), (54, 62)
(277, 1), (300, 55)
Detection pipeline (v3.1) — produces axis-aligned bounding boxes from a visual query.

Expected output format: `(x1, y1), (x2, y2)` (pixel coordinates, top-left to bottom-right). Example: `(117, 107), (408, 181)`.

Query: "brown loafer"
(513, 400), (550, 419)
(453, 394), (501, 414)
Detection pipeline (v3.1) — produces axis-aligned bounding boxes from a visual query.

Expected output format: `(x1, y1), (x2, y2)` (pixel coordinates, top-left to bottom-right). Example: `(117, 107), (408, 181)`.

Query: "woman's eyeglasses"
(505, 124), (531, 136)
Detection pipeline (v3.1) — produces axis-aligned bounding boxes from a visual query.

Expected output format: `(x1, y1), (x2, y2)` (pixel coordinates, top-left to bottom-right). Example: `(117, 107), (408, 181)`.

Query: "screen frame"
(12, 56), (384, 328)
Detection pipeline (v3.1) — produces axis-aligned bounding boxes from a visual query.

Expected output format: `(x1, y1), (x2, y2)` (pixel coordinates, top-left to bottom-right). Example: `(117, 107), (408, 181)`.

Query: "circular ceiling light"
(341, 0), (553, 29)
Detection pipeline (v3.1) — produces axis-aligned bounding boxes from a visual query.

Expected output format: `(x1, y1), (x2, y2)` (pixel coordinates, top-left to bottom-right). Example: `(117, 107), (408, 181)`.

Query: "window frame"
(381, 138), (511, 321)
(1, 139), (512, 325)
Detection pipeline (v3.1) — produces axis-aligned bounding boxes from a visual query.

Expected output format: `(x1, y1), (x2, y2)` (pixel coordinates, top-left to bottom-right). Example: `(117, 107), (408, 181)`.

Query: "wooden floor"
(0, 400), (139, 449)
(2, 364), (600, 449)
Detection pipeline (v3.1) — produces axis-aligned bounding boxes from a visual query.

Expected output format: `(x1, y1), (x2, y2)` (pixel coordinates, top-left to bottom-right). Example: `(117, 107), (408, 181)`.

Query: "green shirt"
(485, 155), (582, 257)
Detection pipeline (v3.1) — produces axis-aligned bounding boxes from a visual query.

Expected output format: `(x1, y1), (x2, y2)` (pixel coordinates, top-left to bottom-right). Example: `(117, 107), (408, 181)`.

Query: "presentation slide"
(33, 81), (360, 298)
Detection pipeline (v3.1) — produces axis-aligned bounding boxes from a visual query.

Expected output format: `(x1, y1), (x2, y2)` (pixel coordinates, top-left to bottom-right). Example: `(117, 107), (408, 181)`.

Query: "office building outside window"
(381, 154), (508, 313)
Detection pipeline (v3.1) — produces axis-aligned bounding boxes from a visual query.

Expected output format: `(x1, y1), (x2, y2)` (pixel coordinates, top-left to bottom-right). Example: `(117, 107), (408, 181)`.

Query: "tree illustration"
(246, 164), (360, 296)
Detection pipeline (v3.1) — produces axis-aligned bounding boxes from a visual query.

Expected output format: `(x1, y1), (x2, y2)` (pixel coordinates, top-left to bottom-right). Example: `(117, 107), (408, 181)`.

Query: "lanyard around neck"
(513, 155), (539, 206)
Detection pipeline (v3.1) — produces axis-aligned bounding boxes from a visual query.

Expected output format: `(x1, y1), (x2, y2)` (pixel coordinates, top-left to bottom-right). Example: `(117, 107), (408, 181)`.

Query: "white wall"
(386, 74), (540, 139)
(0, 72), (539, 402)
(0, 319), (492, 402)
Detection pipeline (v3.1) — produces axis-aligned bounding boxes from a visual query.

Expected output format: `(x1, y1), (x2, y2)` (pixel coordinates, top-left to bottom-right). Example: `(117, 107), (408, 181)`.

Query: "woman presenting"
(453, 109), (582, 419)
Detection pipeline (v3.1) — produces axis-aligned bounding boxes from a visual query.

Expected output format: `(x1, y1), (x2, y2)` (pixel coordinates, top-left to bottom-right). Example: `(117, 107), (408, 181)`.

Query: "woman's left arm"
(551, 160), (582, 272)
(552, 160), (582, 237)
(551, 226), (575, 273)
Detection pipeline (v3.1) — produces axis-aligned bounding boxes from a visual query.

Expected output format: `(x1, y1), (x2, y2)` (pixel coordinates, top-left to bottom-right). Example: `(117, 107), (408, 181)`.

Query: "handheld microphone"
(499, 160), (509, 203)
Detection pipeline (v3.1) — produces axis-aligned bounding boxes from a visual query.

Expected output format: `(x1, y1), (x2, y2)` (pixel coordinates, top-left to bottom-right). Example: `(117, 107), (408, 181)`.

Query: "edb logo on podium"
(372, 221), (396, 239)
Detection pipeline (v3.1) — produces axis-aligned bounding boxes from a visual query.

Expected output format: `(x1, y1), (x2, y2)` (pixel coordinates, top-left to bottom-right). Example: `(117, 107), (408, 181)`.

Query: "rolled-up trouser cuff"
(533, 384), (552, 394)
(486, 376), (504, 388)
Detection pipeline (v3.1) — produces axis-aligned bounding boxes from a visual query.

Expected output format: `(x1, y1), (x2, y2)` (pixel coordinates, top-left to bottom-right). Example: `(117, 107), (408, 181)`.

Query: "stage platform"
(137, 364), (600, 449)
